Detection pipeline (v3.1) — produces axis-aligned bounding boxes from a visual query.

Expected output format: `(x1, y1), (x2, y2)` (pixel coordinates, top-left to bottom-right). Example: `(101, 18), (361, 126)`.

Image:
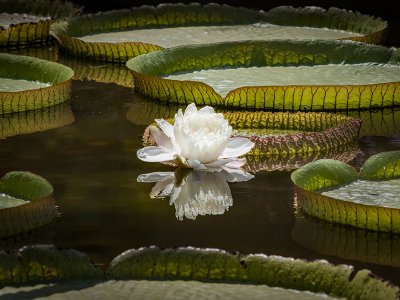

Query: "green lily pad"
(291, 151), (400, 233)
(143, 111), (361, 163)
(51, 4), (387, 63)
(0, 171), (57, 238)
(0, 245), (101, 284)
(0, 53), (73, 114)
(5, 44), (60, 62)
(107, 246), (398, 299)
(127, 40), (400, 110)
(292, 212), (400, 268)
(0, 102), (75, 139)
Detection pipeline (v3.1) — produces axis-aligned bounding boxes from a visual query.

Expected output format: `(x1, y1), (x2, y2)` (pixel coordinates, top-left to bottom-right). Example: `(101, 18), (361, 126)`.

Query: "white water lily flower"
(137, 103), (254, 171)
(138, 168), (253, 220)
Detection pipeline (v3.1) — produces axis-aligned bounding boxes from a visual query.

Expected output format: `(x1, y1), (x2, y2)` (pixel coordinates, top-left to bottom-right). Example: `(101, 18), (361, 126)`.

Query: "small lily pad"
(0, 53), (74, 114)
(291, 150), (400, 233)
(0, 171), (57, 238)
(51, 4), (387, 63)
(0, 102), (75, 139)
(127, 39), (400, 110)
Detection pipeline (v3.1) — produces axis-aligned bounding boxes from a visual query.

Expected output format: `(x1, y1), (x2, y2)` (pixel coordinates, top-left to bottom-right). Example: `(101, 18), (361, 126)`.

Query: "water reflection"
(138, 168), (253, 220)
(291, 212), (400, 267)
(0, 102), (75, 139)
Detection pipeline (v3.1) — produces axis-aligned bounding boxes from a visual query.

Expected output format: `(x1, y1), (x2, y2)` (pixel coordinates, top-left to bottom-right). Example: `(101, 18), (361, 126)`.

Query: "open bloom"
(138, 168), (253, 220)
(137, 103), (254, 171)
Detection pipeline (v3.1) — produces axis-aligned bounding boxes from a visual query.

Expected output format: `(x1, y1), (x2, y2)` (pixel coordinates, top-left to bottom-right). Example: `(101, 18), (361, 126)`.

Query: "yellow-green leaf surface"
(292, 213), (400, 267)
(0, 102), (75, 139)
(5, 44), (60, 62)
(1, 246), (398, 299)
(0, 13), (55, 48)
(0, 53), (73, 114)
(143, 111), (361, 163)
(127, 40), (400, 110)
(107, 246), (398, 300)
(51, 3), (387, 63)
(0, 171), (57, 238)
(291, 151), (400, 233)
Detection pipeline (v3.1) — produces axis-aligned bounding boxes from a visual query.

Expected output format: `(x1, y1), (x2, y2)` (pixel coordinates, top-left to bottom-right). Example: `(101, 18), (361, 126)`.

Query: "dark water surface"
(1, 74), (400, 286)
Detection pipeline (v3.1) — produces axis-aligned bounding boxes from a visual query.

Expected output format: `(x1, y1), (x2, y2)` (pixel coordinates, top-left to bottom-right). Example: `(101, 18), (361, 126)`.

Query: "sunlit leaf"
(0, 53), (73, 114)
(0, 171), (57, 238)
(292, 212), (400, 267)
(127, 40), (400, 110)
(51, 3), (387, 63)
(107, 246), (399, 299)
(0, 245), (101, 284)
(291, 151), (400, 233)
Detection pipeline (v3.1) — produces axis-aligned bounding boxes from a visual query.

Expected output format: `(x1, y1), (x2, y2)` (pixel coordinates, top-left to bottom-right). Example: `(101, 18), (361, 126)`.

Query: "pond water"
(1, 61), (400, 287)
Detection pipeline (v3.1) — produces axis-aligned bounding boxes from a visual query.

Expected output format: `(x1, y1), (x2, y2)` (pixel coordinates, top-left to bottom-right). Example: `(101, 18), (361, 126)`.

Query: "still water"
(1, 63), (400, 286)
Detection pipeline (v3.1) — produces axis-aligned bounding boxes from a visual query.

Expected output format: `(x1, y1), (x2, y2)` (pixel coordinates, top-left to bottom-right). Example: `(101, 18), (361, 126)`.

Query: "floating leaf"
(4, 44), (60, 62)
(0, 171), (57, 238)
(292, 212), (400, 267)
(0, 13), (55, 48)
(107, 246), (399, 299)
(0, 53), (73, 114)
(51, 3), (387, 63)
(291, 151), (400, 233)
(0, 245), (101, 285)
(143, 112), (361, 166)
(127, 40), (400, 110)
(0, 102), (74, 139)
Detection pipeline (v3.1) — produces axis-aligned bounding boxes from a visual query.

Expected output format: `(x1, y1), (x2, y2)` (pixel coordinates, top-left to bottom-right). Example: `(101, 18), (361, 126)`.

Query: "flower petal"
(223, 157), (247, 169)
(137, 146), (175, 162)
(149, 126), (174, 150)
(203, 158), (235, 171)
(155, 118), (174, 138)
(187, 159), (208, 171)
(150, 178), (174, 199)
(183, 103), (197, 116)
(137, 172), (175, 182)
(220, 167), (254, 182)
(198, 105), (215, 114)
(219, 137), (255, 159)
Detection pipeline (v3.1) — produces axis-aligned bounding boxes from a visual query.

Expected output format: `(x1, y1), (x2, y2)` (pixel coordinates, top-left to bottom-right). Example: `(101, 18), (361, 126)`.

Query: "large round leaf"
(127, 40), (400, 110)
(0, 53), (73, 114)
(51, 4), (387, 63)
(292, 151), (400, 233)
(0, 171), (57, 238)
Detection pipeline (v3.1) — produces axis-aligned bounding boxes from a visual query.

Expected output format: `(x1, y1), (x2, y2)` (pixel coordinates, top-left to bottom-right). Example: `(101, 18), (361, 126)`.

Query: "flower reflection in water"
(138, 168), (253, 220)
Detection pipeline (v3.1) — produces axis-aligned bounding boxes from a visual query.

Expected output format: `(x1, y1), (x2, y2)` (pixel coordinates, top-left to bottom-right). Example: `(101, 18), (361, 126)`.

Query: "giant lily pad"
(143, 111), (361, 166)
(0, 0), (82, 48)
(51, 4), (387, 63)
(0, 102), (75, 139)
(0, 245), (398, 299)
(127, 40), (400, 110)
(0, 53), (73, 114)
(0, 245), (101, 284)
(0, 171), (57, 238)
(106, 246), (398, 299)
(291, 150), (400, 233)
(292, 212), (400, 268)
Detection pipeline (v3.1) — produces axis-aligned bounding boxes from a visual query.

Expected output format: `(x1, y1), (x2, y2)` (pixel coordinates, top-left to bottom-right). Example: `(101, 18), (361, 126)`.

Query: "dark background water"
(1, 0), (400, 289)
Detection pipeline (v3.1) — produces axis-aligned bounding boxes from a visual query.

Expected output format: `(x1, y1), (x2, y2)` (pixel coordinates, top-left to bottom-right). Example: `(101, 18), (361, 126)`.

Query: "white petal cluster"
(137, 103), (254, 171)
